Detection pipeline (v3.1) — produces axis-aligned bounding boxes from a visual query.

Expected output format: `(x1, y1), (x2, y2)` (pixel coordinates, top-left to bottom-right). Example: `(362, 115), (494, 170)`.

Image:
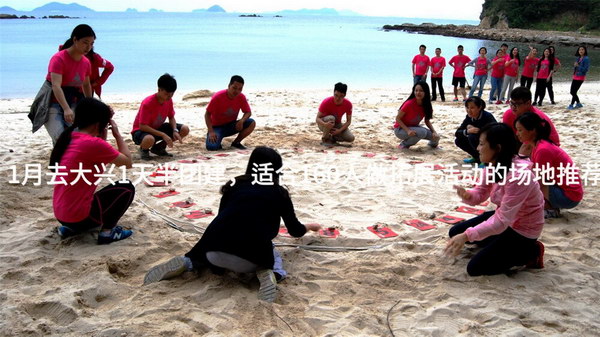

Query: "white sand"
(1, 82), (599, 336)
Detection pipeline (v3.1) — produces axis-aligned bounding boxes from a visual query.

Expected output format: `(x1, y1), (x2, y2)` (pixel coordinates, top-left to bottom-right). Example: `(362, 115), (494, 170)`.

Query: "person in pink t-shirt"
(316, 82), (355, 146)
(533, 48), (555, 106)
(499, 47), (520, 104)
(445, 123), (545, 276)
(568, 46), (590, 109)
(515, 112), (583, 219)
(545, 46), (561, 105)
(489, 49), (506, 104)
(85, 48), (114, 99)
(43, 24), (95, 145)
(430, 48), (446, 102)
(131, 74), (190, 160)
(449, 45), (471, 102)
(466, 47), (491, 98)
(205, 75), (255, 150)
(51, 98), (135, 245)
(412, 45), (430, 85)
(520, 46), (538, 89)
(393, 81), (440, 149)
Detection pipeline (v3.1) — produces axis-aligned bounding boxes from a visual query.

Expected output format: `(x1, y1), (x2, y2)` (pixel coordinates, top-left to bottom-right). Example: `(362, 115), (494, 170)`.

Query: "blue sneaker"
(463, 157), (478, 164)
(478, 163), (486, 169)
(575, 103), (584, 109)
(57, 225), (76, 239)
(567, 104), (575, 110)
(97, 226), (133, 245)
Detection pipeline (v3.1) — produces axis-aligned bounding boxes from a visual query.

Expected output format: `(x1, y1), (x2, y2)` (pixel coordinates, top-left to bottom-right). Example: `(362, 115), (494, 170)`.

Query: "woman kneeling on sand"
(445, 123), (545, 276)
(144, 146), (321, 302)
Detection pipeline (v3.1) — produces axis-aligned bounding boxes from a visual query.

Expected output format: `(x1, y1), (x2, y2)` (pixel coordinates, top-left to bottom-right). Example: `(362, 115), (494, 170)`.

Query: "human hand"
(109, 119), (121, 138)
(64, 108), (75, 124)
(208, 131), (217, 143)
(305, 223), (322, 232)
(162, 134), (174, 147)
(467, 126), (480, 134)
(235, 120), (244, 131)
(431, 132), (440, 142)
(453, 184), (471, 201)
(330, 128), (342, 136)
(407, 130), (417, 137)
(444, 233), (468, 257)
(173, 131), (182, 143)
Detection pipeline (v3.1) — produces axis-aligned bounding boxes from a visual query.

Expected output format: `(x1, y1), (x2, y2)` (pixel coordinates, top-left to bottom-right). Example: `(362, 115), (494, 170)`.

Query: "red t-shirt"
(472, 57), (490, 76)
(319, 96), (352, 124)
(394, 98), (426, 128)
(45, 49), (91, 87)
(131, 94), (175, 133)
(522, 57), (539, 77)
(491, 56), (506, 78)
(449, 54), (471, 77)
(88, 53), (114, 96)
(502, 106), (560, 146)
(412, 54), (430, 76)
(53, 132), (120, 222)
(206, 89), (251, 126)
(504, 58), (520, 77)
(537, 59), (551, 79)
(531, 140), (583, 202)
(430, 56), (446, 78)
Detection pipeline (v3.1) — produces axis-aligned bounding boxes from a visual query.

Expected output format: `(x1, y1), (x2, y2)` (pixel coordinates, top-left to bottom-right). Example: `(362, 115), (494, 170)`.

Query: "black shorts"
(132, 123), (183, 145)
(452, 77), (466, 88)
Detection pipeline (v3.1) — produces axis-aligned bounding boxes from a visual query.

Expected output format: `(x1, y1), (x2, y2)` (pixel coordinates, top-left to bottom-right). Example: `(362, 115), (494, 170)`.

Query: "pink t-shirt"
(472, 57), (490, 76)
(491, 56), (506, 78)
(462, 157), (544, 241)
(502, 106), (560, 146)
(131, 94), (175, 133)
(449, 54), (471, 77)
(430, 56), (446, 78)
(412, 54), (430, 76)
(537, 59), (551, 79)
(45, 49), (91, 87)
(522, 57), (539, 77)
(394, 98), (425, 128)
(504, 58), (520, 77)
(531, 140), (583, 202)
(319, 96), (352, 124)
(207, 89), (251, 126)
(53, 132), (120, 223)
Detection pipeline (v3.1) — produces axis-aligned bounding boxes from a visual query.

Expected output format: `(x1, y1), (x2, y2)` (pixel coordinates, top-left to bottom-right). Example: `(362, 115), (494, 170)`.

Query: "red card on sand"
(404, 219), (436, 231)
(433, 164), (445, 171)
(215, 153), (230, 157)
(153, 190), (180, 198)
(319, 228), (339, 238)
(237, 150), (250, 155)
(278, 227), (291, 237)
(384, 156), (399, 160)
(178, 159), (198, 164)
(434, 214), (465, 224)
(170, 201), (196, 208)
(367, 225), (398, 238)
(144, 180), (170, 187)
(197, 156), (211, 160)
(479, 201), (490, 206)
(149, 171), (165, 177)
(335, 149), (348, 154)
(408, 160), (424, 165)
(184, 210), (214, 219)
(455, 206), (485, 215)
(362, 152), (376, 158)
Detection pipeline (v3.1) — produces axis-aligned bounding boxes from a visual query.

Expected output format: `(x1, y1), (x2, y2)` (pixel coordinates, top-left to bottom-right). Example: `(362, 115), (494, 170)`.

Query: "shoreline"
(383, 23), (600, 48)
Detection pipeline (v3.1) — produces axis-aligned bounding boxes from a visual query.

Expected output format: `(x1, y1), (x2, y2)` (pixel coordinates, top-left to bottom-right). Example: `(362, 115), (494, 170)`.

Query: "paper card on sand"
(178, 159), (198, 164)
(153, 190), (180, 198)
(149, 171), (165, 177)
(278, 227), (291, 237)
(367, 225), (398, 238)
(362, 152), (376, 158)
(455, 206), (485, 215)
(384, 156), (399, 160)
(432, 164), (445, 171)
(404, 219), (436, 231)
(319, 227), (339, 238)
(197, 156), (211, 160)
(237, 150), (250, 155)
(434, 214), (465, 225)
(408, 160), (424, 165)
(144, 180), (171, 187)
(479, 200), (490, 206)
(335, 149), (348, 154)
(170, 201), (196, 208)
(184, 210), (214, 219)
(215, 153), (230, 157)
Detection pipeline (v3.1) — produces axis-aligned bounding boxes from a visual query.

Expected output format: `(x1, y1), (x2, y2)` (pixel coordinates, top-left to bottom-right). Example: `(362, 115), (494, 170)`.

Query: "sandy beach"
(1, 82), (599, 336)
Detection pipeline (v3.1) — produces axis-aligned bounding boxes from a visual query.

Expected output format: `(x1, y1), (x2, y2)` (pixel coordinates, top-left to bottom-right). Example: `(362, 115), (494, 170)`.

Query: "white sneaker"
(143, 256), (187, 285)
(256, 269), (277, 302)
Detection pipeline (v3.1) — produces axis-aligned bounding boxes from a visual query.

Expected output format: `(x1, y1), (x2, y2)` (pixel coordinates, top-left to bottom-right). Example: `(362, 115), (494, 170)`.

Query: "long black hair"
(509, 47), (520, 65)
(515, 112), (553, 144)
(401, 81), (433, 120)
(537, 47), (555, 72)
(49, 98), (111, 168)
(479, 123), (518, 182)
(59, 24), (96, 51)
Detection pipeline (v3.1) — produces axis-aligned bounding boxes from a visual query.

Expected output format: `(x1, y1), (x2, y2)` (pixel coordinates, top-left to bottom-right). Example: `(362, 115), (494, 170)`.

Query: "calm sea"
(0, 12), (595, 99)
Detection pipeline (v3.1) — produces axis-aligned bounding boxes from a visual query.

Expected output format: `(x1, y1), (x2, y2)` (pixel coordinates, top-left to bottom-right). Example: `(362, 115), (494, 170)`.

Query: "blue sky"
(1, 0), (485, 20)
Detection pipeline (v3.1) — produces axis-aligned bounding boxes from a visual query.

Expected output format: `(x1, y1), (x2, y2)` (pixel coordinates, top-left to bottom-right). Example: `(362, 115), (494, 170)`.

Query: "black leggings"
(534, 79), (547, 104)
(570, 79), (584, 105)
(520, 76), (533, 89)
(546, 77), (555, 103)
(449, 211), (539, 276)
(431, 77), (445, 101)
(59, 181), (135, 232)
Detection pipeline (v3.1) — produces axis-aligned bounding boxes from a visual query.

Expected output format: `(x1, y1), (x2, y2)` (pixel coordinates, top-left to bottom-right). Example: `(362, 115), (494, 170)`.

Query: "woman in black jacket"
(455, 96), (497, 164)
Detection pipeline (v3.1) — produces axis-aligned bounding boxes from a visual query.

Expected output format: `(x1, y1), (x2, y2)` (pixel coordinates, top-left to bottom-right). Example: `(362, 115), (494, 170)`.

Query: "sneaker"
(320, 140), (336, 147)
(150, 146), (173, 157)
(57, 225), (76, 239)
(538, 101), (543, 106)
(143, 256), (188, 285)
(256, 269), (277, 302)
(478, 163), (486, 169)
(551, 101), (556, 105)
(463, 157), (478, 164)
(526, 241), (545, 269)
(139, 148), (151, 160)
(453, 98), (459, 102)
(532, 102), (537, 106)
(398, 143), (410, 150)
(575, 103), (584, 108)
(495, 100), (502, 105)
(97, 226), (133, 245)
(567, 104), (575, 110)
(505, 100), (510, 104)
(231, 142), (247, 150)
(544, 209), (560, 219)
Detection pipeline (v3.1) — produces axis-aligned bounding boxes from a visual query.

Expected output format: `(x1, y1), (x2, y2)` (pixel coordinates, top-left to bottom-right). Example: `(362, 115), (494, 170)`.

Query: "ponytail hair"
(49, 98), (111, 169)
(401, 81), (433, 120)
(60, 24), (96, 51)
(515, 112), (553, 144)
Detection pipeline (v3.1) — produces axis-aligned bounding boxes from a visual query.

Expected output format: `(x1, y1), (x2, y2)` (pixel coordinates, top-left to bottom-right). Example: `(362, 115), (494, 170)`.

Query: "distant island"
(192, 5), (226, 13)
(31, 2), (94, 13)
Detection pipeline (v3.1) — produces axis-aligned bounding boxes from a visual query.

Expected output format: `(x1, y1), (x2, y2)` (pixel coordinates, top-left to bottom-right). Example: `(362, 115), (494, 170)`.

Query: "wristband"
(173, 128), (179, 133)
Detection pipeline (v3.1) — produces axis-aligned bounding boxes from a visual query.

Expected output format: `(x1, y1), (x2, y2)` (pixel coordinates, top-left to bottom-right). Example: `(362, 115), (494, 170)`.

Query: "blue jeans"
(548, 185), (580, 210)
(500, 75), (517, 101)
(204, 248), (287, 278)
(394, 126), (438, 147)
(44, 103), (74, 145)
(414, 75), (424, 85)
(206, 118), (255, 151)
(468, 74), (488, 98)
(489, 76), (503, 102)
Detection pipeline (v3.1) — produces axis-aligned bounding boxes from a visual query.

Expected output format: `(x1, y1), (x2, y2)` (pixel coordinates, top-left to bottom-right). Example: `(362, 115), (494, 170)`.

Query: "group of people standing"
(28, 24), (586, 303)
(411, 43), (590, 109)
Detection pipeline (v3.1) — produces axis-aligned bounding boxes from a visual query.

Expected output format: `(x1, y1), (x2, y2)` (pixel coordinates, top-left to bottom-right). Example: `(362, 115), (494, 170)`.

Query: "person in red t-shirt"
(515, 112), (583, 218)
(466, 47), (491, 98)
(412, 45), (430, 85)
(316, 82), (355, 146)
(85, 48), (114, 99)
(51, 98), (135, 245)
(499, 47), (520, 104)
(131, 74), (190, 160)
(533, 48), (554, 106)
(430, 47), (446, 102)
(489, 49), (506, 104)
(449, 45), (471, 102)
(205, 75), (255, 151)
(546, 46), (561, 105)
(520, 46), (538, 89)
(393, 81), (440, 149)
